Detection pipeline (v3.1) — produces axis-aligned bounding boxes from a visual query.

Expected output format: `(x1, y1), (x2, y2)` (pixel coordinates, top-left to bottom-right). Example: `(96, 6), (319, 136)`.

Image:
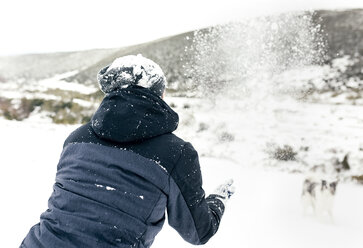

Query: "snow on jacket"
(21, 86), (225, 248)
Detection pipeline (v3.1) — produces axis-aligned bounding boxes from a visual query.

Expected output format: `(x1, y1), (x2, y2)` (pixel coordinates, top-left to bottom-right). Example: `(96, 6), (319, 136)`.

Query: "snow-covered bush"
(266, 144), (298, 161)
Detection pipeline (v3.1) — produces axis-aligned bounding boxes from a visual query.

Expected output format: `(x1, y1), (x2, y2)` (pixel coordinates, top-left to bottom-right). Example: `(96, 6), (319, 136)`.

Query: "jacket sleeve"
(167, 142), (225, 245)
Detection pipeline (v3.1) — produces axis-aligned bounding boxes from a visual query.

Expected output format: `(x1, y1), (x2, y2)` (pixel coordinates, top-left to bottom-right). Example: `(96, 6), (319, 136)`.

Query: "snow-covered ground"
(167, 95), (363, 181)
(1, 99), (363, 247)
(0, 71), (98, 100)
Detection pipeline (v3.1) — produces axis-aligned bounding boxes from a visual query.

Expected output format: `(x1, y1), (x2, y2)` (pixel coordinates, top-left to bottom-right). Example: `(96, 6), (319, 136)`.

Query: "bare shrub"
(266, 143), (298, 161)
(218, 132), (235, 142)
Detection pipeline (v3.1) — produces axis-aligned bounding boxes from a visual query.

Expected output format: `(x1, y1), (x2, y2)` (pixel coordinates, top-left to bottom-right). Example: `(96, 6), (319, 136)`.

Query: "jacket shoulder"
(130, 133), (189, 172)
(63, 122), (190, 174)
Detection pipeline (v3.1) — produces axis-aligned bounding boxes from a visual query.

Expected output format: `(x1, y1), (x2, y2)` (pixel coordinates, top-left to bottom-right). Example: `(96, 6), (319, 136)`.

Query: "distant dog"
(301, 177), (338, 221)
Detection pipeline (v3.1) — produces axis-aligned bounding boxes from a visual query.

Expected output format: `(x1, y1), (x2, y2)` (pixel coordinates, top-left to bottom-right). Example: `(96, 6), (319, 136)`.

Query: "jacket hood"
(91, 86), (179, 143)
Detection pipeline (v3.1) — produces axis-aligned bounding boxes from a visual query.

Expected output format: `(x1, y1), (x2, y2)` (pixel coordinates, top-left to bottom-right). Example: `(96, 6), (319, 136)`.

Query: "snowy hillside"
(1, 9), (363, 89)
(0, 48), (119, 81)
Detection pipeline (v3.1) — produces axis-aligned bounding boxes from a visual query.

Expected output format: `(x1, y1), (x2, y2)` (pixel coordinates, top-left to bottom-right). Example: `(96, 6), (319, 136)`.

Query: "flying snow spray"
(181, 11), (327, 165)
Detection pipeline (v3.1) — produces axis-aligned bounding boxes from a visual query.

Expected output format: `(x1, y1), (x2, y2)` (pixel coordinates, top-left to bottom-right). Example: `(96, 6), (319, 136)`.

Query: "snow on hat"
(97, 54), (166, 97)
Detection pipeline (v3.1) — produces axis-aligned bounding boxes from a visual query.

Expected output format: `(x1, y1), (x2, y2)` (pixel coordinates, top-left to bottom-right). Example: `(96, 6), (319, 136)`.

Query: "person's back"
(21, 55), (234, 248)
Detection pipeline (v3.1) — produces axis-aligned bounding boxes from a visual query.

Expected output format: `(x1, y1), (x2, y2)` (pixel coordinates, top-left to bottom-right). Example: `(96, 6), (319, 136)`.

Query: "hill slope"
(1, 9), (363, 86)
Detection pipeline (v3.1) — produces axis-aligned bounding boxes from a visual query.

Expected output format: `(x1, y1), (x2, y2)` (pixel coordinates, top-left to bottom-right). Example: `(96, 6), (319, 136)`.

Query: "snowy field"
(2, 5), (363, 248)
(1, 96), (363, 247)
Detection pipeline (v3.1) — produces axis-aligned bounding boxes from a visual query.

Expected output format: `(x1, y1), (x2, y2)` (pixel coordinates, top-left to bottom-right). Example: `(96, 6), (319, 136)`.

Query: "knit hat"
(97, 54), (166, 97)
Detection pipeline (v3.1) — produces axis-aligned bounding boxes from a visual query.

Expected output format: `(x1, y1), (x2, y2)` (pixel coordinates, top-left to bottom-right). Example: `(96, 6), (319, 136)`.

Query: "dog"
(301, 177), (338, 221)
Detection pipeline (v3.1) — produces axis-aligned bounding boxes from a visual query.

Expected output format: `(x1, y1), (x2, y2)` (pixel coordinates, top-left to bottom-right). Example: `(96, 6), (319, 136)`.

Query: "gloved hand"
(212, 179), (235, 205)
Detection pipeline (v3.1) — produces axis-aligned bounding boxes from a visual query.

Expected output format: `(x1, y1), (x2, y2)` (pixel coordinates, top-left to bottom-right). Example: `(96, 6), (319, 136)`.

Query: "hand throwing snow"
(213, 179), (236, 204)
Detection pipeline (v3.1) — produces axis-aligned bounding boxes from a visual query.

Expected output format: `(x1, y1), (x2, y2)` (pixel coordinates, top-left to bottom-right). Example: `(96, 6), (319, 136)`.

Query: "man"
(21, 54), (235, 248)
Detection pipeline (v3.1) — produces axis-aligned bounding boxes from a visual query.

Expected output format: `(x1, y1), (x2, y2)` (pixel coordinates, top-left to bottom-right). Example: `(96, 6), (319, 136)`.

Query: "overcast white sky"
(0, 0), (362, 56)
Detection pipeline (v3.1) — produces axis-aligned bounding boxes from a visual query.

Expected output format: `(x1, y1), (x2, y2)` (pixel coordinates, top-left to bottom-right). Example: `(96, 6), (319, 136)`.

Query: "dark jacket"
(21, 86), (225, 248)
